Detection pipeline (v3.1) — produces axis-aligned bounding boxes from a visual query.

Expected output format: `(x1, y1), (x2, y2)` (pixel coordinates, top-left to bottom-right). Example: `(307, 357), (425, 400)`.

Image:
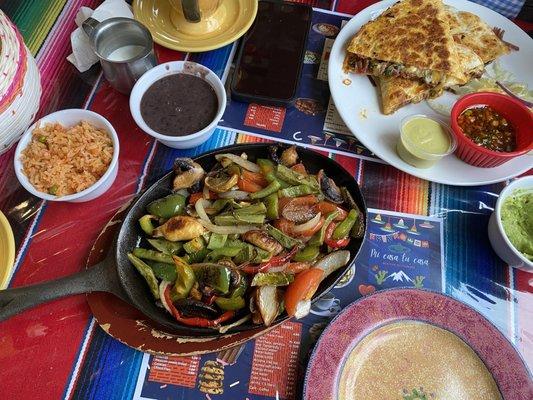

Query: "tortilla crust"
(377, 76), (442, 115)
(444, 43), (484, 86)
(346, 0), (458, 74)
(446, 10), (510, 63)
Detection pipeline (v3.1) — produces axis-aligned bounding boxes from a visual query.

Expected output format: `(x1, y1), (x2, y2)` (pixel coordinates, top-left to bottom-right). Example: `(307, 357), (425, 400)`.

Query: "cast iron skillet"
(0, 144), (366, 337)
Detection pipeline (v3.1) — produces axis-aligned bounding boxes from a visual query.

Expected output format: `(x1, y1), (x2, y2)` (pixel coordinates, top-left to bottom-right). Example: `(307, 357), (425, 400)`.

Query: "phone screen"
(232, 1), (311, 103)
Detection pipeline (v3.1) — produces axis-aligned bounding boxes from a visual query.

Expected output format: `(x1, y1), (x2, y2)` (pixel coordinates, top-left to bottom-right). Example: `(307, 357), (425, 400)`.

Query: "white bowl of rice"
(14, 109), (119, 202)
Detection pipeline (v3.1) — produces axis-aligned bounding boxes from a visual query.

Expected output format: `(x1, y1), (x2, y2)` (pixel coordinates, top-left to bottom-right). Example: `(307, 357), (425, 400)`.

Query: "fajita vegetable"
(129, 146), (364, 329)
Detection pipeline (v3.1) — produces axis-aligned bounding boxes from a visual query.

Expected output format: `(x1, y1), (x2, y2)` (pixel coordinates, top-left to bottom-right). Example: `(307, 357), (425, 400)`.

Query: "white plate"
(328, 0), (533, 186)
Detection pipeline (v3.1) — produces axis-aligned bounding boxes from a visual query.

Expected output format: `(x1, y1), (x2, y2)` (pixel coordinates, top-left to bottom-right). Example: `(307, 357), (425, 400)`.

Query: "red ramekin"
(450, 92), (533, 168)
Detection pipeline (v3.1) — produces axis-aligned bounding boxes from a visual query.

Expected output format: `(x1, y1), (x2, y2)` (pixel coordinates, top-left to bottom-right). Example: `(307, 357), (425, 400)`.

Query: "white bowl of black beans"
(129, 61), (227, 149)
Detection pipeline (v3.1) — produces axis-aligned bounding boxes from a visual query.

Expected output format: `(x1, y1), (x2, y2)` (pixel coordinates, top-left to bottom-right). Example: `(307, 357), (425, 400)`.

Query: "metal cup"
(82, 17), (157, 94)
(170, 0), (222, 23)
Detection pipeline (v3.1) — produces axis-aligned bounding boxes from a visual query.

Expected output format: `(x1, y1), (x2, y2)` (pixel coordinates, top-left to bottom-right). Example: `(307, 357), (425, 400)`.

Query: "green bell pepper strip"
(147, 238), (182, 255)
(214, 213), (265, 225)
(266, 224), (300, 249)
(252, 247), (272, 263)
(234, 203), (267, 215)
(293, 245), (321, 262)
(251, 272), (294, 286)
(132, 247), (174, 264)
(257, 158), (275, 175)
(184, 248), (210, 264)
(264, 193), (279, 219)
(234, 244), (271, 264)
(225, 239), (248, 249)
(171, 257), (196, 300)
(210, 199), (231, 214)
(249, 180), (281, 199)
(207, 233), (228, 250)
(233, 245), (254, 264)
(215, 296), (246, 311)
(205, 247), (243, 262)
(279, 184), (319, 198)
(147, 261), (177, 282)
(190, 263), (231, 294)
(309, 211), (339, 247)
(265, 172), (291, 188)
(139, 215), (157, 236)
(350, 209), (365, 239)
(127, 253), (160, 299)
(332, 209), (358, 240)
(325, 222), (350, 248)
(183, 237), (206, 254)
(276, 165), (319, 190)
(146, 194), (186, 219)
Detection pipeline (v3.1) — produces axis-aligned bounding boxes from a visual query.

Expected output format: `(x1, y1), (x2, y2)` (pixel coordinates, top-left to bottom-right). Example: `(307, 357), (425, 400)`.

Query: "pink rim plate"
(303, 288), (533, 399)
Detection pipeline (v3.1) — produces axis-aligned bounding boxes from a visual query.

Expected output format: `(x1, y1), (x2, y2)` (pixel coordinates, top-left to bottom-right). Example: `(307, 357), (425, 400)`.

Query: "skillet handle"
(0, 260), (120, 322)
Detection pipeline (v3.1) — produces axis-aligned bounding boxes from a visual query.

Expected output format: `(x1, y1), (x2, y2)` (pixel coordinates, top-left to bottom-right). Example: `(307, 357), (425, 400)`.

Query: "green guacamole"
(501, 189), (533, 261)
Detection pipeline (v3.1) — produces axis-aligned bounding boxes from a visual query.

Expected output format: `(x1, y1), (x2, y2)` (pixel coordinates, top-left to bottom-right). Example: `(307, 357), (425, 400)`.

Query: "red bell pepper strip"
(324, 222), (350, 249)
(204, 294), (217, 306)
(258, 246), (299, 272)
(240, 246), (300, 275)
(164, 286), (234, 327)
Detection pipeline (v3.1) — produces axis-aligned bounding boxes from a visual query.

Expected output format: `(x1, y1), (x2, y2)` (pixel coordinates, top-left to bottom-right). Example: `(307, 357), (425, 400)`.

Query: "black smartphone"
(231, 0), (312, 106)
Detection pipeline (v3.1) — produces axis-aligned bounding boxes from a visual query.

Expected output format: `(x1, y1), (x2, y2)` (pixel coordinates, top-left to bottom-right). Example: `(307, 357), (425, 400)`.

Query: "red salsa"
(457, 106), (516, 152)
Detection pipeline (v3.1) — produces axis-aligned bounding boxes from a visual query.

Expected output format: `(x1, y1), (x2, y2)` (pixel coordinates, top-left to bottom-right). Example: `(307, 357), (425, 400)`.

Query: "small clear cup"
(396, 114), (457, 169)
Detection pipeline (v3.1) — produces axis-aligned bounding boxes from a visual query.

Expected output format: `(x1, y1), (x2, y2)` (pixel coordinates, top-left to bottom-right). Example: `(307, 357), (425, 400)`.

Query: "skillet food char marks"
(445, 9), (512, 64)
(344, 0), (460, 85)
(128, 146), (364, 331)
(343, 0), (516, 114)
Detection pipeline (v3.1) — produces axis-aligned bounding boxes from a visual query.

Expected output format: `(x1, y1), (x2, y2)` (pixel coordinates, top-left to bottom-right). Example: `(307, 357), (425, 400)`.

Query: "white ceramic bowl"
(14, 109), (119, 203)
(129, 61), (226, 149)
(488, 176), (533, 272)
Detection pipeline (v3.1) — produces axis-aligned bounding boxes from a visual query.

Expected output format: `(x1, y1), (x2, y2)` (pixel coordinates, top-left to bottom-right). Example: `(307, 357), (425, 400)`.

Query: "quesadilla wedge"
(443, 43), (484, 86)
(377, 43), (482, 114)
(344, 0), (463, 86)
(376, 77), (442, 115)
(446, 9), (511, 63)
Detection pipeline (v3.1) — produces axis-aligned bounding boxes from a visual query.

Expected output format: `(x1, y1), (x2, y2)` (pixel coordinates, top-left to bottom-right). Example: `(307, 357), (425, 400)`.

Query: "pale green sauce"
(397, 117), (451, 168)
(403, 117), (450, 155)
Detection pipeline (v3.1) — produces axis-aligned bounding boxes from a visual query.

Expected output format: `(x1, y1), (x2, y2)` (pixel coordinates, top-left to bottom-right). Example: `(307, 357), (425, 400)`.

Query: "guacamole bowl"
(488, 176), (533, 272)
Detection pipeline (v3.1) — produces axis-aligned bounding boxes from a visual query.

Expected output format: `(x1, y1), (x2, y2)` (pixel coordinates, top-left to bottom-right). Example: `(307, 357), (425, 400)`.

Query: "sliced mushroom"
(173, 158), (205, 191)
(152, 216), (206, 241)
(204, 169), (239, 193)
(173, 298), (219, 319)
(256, 285), (280, 326)
(242, 230), (283, 255)
(281, 202), (317, 223)
(340, 186), (357, 209)
(269, 145), (281, 164)
(280, 146), (299, 167)
(218, 258), (237, 270)
(318, 169), (343, 204)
